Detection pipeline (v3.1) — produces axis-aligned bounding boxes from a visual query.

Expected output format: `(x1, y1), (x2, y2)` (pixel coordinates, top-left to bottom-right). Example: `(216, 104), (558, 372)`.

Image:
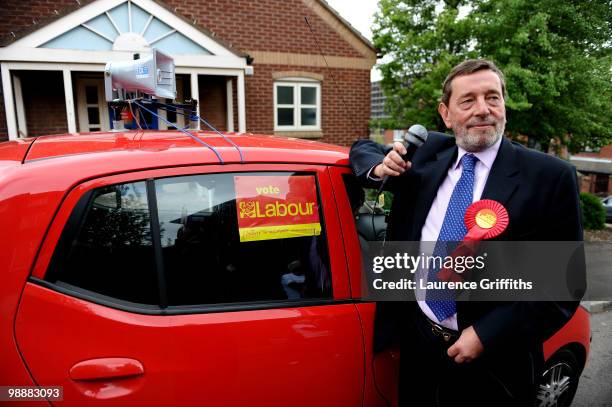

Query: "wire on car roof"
(132, 100), (224, 164)
(198, 116), (244, 163)
(127, 100), (142, 130)
(155, 103), (245, 163)
(154, 102), (245, 164)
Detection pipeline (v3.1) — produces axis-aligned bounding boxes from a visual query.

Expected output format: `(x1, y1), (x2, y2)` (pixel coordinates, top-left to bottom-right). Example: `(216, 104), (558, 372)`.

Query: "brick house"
(0, 0), (375, 145)
(571, 145), (612, 196)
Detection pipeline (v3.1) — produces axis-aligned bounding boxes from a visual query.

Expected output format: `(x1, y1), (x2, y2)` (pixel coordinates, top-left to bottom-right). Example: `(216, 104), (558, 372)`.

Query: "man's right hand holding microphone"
(372, 141), (411, 178)
(373, 124), (428, 190)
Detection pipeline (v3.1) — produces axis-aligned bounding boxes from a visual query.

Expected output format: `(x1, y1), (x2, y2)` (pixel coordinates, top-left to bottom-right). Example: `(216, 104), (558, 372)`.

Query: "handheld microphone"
(378, 124), (428, 193)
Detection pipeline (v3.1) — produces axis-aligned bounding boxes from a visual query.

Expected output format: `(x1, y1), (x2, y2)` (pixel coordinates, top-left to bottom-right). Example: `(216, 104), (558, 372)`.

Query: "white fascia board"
(9, 0), (125, 48)
(175, 67), (243, 76)
(8, 0), (240, 59)
(570, 156), (612, 164)
(173, 55), (247, 69)
(131, 0), (238, 57)
(4, 62), (104, 71)
(0, 48), (248, 69)
(3, 63), (246, 77)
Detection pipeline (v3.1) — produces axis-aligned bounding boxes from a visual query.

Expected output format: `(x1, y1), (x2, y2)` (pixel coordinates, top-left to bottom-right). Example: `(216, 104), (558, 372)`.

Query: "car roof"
(0, 131), (349, 166)
(0, 138), (34, 162)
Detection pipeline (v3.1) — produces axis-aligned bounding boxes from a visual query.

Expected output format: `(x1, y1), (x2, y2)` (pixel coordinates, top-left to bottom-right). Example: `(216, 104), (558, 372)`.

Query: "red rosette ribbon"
(437, 200), (509, 283)
(464, 199), (509, 240)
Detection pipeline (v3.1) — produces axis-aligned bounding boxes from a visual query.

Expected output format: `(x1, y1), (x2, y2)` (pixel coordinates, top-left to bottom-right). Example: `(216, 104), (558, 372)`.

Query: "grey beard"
(455, 122), (505, 152)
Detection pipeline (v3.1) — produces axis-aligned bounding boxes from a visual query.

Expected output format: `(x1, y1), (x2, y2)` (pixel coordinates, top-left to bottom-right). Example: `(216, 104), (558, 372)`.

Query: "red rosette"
(464, 199), (509, 240)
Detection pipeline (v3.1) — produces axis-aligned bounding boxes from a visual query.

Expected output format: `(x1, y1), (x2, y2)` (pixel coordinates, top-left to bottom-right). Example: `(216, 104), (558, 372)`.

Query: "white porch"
(0, 0), (249, 139)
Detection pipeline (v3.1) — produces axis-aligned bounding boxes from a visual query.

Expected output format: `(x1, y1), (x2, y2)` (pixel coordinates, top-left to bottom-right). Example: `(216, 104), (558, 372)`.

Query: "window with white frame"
(274, 80), (321, 131)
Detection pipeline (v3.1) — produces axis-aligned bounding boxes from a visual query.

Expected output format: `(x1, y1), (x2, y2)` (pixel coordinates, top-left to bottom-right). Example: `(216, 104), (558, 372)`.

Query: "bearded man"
(350, 59), (584, 406)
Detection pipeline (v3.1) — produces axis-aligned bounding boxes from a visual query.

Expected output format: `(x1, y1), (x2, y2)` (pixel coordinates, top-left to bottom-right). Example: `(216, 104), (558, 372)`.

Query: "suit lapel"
(457, 139), (519, 329)
(411, 137), (519, 240)
(411, 146), (457, 239)
(481, 138), (520, 206)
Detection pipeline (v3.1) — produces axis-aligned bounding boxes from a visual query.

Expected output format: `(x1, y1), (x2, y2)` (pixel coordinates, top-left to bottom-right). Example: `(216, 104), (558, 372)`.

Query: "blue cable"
(138, 105), (149, 130)
(154, 102), (244, 163)
(198, 117), (245, 163)
(133, 100), (224, 164)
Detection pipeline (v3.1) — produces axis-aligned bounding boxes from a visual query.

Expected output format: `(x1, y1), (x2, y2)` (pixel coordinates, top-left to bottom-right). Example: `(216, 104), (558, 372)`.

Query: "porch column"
(226, 78), (234, 132)
(62, 69), (77, 133)
(191, 73), (200, 130)
(1, 64), (18, 140)
(237, 71), (246, 133)
(13, 74), (27, 138)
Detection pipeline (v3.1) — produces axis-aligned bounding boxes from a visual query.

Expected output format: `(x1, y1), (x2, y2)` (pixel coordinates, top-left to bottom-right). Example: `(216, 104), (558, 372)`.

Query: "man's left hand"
(447, 326), (484, 363)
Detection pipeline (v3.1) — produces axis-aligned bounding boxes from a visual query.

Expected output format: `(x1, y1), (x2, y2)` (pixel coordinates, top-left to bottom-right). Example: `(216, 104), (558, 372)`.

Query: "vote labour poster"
(234, 175), (322, 242)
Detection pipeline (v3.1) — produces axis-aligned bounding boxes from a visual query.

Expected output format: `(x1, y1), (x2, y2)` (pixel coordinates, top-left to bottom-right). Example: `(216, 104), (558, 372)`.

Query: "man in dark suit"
(350, 59), (584, 405)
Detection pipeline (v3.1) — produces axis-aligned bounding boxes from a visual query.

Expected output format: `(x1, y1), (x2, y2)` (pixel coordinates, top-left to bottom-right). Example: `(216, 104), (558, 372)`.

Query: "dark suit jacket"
(350, 132), (585, 364)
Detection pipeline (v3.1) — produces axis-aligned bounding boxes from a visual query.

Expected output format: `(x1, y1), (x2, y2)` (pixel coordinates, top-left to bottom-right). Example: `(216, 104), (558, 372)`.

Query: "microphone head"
(405, 124), (428, 147)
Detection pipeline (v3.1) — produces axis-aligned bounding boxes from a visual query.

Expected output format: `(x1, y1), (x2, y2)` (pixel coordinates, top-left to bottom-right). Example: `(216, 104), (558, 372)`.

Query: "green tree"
(374, 0), (475, 131)
(579, 192), (606, 230)
(373, 0), (612, 152)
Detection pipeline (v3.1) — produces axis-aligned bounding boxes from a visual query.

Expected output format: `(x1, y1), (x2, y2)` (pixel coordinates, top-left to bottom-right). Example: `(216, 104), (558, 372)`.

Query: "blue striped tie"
(426, 154), (478, 322)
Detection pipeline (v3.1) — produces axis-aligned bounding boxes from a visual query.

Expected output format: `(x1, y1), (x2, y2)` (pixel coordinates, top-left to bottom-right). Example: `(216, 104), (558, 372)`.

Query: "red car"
(0, 131), (590, 406)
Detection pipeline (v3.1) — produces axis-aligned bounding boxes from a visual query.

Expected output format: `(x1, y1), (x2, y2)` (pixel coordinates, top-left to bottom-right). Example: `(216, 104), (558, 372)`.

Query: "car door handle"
(70, 358), (144, 381)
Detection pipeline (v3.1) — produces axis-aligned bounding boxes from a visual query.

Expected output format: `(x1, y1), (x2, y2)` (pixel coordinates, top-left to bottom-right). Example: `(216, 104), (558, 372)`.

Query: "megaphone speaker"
(104, 49), (177, 101)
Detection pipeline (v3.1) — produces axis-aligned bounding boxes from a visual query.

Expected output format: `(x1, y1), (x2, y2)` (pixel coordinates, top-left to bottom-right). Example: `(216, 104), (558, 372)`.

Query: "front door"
(76, 77), (110, 132)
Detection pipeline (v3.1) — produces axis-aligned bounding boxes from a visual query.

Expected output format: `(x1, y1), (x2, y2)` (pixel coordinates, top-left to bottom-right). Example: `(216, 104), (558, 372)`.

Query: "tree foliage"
(580, 192), (606, 230)
(373, 0), (612, 152)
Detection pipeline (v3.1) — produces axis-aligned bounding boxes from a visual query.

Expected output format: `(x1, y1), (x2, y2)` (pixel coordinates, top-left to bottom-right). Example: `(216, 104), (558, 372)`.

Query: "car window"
(46, 182), (159, 305)
(342, 173), (388, 242)
(156, 172), (331, 306)
(45, 172), (332, 308)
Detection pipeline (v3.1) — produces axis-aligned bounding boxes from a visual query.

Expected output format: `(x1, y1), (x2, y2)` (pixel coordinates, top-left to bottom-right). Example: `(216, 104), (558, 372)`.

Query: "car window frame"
(30, 163), (351, 315)
(328, 166), (371, 300)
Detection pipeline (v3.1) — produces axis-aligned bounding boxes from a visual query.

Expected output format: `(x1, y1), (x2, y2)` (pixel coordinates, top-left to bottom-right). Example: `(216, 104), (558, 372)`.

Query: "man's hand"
(447, 326), (484, 363)
(372, 141), (412, 178)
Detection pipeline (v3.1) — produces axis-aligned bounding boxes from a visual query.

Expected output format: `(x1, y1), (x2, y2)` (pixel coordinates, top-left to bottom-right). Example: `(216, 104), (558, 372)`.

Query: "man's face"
(438, 70), (506, 152)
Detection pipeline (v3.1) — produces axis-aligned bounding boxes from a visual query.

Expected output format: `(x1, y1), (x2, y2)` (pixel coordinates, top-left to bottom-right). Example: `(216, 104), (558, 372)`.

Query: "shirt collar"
(453, 136), (503, 170)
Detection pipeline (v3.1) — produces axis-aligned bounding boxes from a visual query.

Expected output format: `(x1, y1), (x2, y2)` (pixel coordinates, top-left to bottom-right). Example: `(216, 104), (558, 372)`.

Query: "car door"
(328, 166), (400, 407)
(16, 164), (365, 406)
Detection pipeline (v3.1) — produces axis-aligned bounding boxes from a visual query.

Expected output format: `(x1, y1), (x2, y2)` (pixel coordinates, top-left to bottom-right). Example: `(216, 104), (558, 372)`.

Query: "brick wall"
(20, 71), (68, 137)
(199, 75), (227, 132)
(163, 0), (363, 58)
(0, 0), (372, 145)
(0, 0), (86, 45)
(0, 0), (363, 57)
(0, 0), (365, 58)
(579, 173), (612, 195)
(0, 71), (70, 140)
(577, 145), (612, 159)
(246, 64), (370, 146)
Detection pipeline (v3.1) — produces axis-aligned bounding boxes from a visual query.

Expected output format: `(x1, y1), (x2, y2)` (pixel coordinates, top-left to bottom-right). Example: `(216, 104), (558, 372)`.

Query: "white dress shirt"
(417, 137), (502, 330)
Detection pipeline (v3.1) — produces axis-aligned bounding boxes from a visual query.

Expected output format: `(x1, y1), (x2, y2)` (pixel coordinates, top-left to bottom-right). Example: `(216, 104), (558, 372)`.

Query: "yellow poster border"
(239, 223), (322, 242)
